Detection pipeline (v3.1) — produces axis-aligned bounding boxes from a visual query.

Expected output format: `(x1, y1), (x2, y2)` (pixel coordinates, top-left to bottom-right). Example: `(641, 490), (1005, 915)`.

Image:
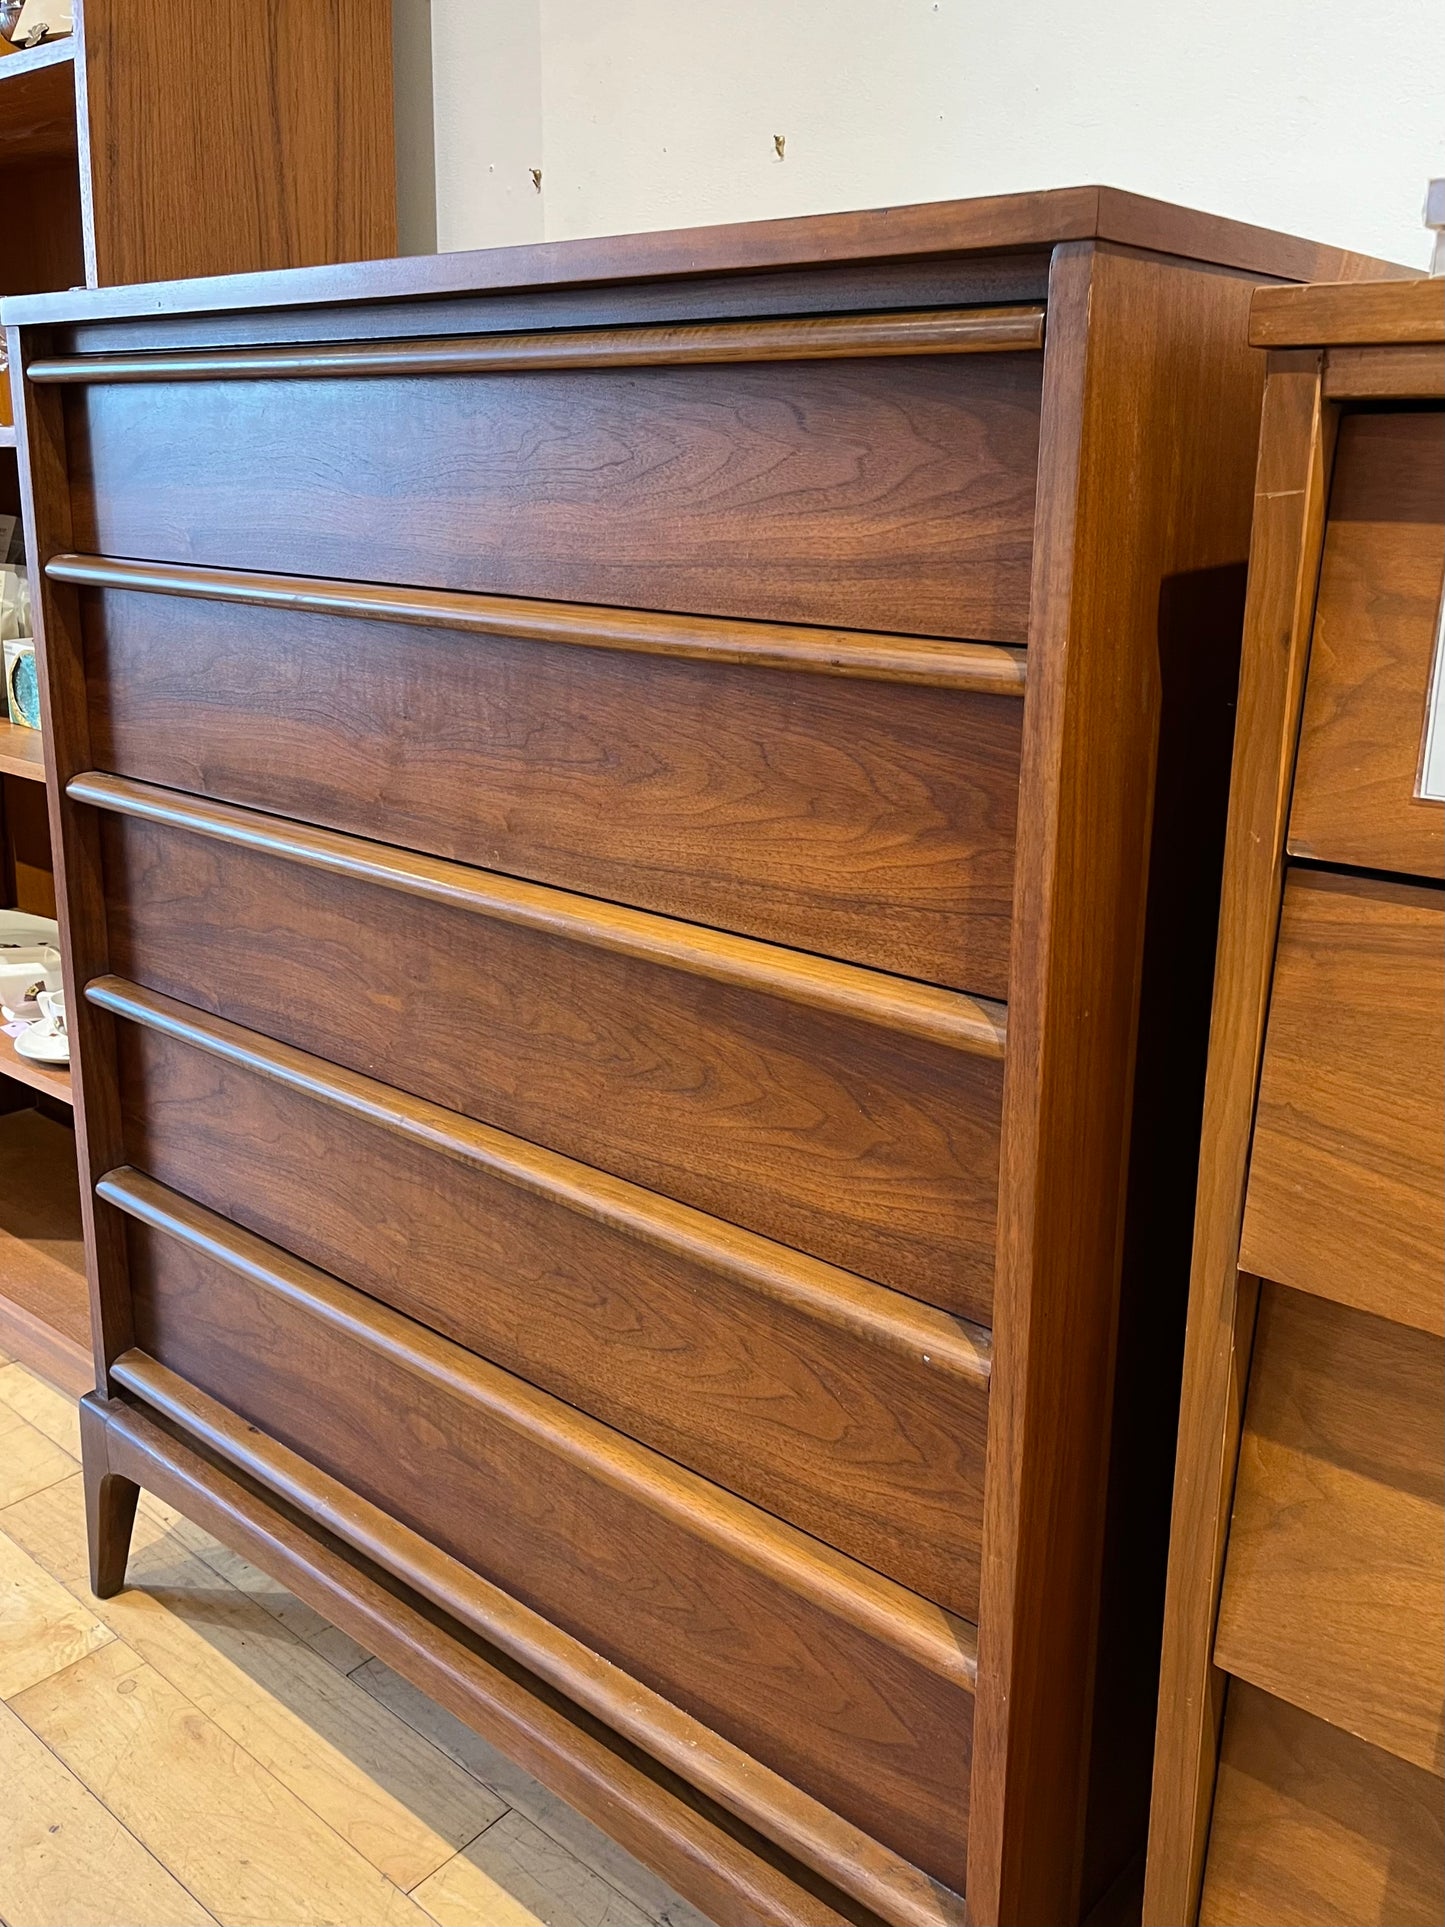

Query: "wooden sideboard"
(4, 191), (1403, 1927)
(1146, 278), (1444, 1926)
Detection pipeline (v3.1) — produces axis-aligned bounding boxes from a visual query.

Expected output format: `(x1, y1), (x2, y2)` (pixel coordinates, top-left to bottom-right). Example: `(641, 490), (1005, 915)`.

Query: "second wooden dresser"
(6, 191), (1402, 1927)
(1146, 277), (1444, 1926)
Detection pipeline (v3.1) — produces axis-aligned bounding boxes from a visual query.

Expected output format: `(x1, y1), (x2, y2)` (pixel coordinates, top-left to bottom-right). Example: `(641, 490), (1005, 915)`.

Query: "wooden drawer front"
(1201, 1683), (1445, 1927)
(69, 351), (1042, 643)
(123, 1190), (977, 1893)
(1240, 869), (1444, 1336)
(1290, 409), (1445, 880)
(83, 580), (1024, 997)
(99, 806), (1002, 1319)
(1215, 1284), (1444, 1775)
(110, 994), (990, 1618)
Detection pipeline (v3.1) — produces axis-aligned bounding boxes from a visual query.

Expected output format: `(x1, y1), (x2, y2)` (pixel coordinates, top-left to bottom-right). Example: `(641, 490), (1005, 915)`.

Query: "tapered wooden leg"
(79, 1395), (139, 1598)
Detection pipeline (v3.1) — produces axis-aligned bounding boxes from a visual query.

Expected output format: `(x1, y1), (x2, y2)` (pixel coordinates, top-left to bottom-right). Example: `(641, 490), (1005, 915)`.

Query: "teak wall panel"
(1289, 409), (1445, 880)
(66, 354), (1043, 642)
(113, 1009), (991, 1619)
(1240, 869), (1444, 1336)
(83, 584), (1023, 996)
(1201, 1683), (1445, 1927)
(76, 0), (397, 286)
(126, 1209), (977, 1894)
(1215, 1285), (1445, 1775)
(99, 812), (1003, 1318)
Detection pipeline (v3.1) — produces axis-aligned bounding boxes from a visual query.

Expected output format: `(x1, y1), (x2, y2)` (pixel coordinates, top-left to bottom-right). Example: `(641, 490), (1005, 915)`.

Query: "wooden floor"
(0, 1352), (712, 1927)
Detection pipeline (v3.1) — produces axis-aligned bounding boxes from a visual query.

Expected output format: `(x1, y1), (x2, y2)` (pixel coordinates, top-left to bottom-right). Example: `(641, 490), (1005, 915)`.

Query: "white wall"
(422, 0), (1442, 270)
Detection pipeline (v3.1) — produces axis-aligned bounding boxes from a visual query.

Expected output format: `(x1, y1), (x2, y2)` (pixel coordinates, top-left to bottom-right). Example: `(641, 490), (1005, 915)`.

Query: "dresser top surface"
(3, 183), (1410, 331)
(1251, 274), (1443, 347)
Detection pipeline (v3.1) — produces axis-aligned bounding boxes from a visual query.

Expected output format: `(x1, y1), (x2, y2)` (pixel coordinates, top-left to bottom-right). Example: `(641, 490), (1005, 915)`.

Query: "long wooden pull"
(26, 304), (1045, 384)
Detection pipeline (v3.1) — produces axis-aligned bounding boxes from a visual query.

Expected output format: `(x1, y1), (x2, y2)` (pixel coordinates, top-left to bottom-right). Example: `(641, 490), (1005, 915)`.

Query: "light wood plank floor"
(0, 1354), (713, 1927)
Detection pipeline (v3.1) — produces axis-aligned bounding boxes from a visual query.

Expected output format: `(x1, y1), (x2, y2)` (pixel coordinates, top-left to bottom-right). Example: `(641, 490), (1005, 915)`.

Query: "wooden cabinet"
(1147, 279), (1444, 1927)
(0, 2), (395, 1393)
(6, 190), (1403, 1927)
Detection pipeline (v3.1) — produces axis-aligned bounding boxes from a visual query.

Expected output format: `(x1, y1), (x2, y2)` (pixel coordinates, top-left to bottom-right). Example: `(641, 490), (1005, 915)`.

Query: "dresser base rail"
(81, 1382), (969, 1927)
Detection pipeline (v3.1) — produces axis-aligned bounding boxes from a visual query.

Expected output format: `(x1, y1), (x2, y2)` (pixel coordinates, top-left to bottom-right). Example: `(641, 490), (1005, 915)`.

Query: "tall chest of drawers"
(1146, 279), (1444, 1926)
(5, 192), (1400, 1927)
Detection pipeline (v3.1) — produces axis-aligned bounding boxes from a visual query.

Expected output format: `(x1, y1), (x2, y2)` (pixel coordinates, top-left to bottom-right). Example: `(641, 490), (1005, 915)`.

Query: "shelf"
(0, 36), (76, 163)
(0, 1027), (69, 1104)
(0, 717), (45, 781)
(0, 1104), (89, 1395)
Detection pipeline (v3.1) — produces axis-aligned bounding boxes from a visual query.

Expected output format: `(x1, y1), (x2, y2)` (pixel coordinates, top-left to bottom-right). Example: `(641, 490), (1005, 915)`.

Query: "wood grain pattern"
(97, 1394), (900, 1927)
(51, 553), (1031, 693)
(97, 807), (1002, 1316)
(75, 770), (1005, 1055)
(0, 39), (78, 164)
(105, 1358), (963, 1927)
(1240, 869), (1444, 1336)
(74, 0), (396, 287)
(1250, 277), (1442, 349)
(1289, 409), (1445, 880)
(113, 1178), (978, 1893)
(0, 1109), (89, 1398)
(1324, 344), (1445, 399)
(79, 580), (1024, 995)
(10, 1638), (431, 1927)
(27, 303), (1045, 381)
(1214, 1284), (1444, 1776)
(0, 1696), (215, 1927)
(1200, 1683), (1445, 1927)
(67, 351), (1044, 644)
(1144, 353), (1337, 1927)
(103, 985), (992, 1617)
(972, 245), (1269, 1926)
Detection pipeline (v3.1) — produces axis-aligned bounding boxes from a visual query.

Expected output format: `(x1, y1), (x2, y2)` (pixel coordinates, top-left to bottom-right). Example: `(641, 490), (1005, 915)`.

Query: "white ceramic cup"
(35, 986), (65, 1036)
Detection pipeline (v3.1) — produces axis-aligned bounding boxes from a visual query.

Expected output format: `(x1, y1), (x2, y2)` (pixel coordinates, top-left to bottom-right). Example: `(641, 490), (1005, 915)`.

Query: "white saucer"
(14, 1023), (68, 1065)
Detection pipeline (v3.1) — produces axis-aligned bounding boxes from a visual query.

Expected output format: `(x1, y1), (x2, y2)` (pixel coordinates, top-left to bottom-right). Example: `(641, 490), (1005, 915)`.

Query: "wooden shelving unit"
(0, 0), (396, 1394)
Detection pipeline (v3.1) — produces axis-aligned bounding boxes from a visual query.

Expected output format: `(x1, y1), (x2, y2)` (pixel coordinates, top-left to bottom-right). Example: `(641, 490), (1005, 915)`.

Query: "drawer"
(68, 345), (1043, 643)
(1201, 1683), (1444, 1927)
(1240, 868), (1444, 1335)
(1290, 409), (1445, 880)
(97, 798), (1003, 1319)
(109, 988), (991, 1617)
(120, 1182), (978, 1894)
(1215, 1284), (1444, 1774)
(82, 578), (1023, 997)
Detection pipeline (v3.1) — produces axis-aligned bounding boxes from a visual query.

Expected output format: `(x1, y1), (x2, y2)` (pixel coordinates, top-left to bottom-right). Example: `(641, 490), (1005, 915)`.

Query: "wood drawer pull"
(27, 305), (1045, 384)
(87, 972), (992, 1381)
(100, 1164), (978, 1691)
(47, 552), (1029, 694)
(70, 771), (1009, 1056)
(102, 1371), (968, 1927)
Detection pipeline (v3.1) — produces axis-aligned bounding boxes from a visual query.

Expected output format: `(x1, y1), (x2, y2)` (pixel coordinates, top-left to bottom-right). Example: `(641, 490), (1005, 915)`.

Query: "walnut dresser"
(3, 192), (1402, 1927)
(1145, 278), (1445, 1927)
